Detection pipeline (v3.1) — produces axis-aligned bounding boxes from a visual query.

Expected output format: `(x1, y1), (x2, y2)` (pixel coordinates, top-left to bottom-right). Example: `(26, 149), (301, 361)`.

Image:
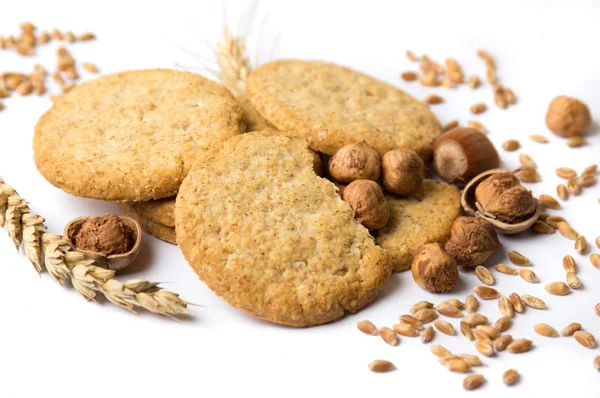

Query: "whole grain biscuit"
(122, 197), (175, 227)
(176, 132), (391, 327)
(246, 60), (441, 158)
(235, 95), (276, 132)
(34, 69), (245, 202)
(121, 203), (176, 245)
(377, 180), (462, 272)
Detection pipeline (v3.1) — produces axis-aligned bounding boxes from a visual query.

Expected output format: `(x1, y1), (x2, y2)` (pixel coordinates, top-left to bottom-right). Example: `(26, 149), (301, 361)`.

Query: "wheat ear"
(215, 27), (251, 98)
(1, 177), (193, 319)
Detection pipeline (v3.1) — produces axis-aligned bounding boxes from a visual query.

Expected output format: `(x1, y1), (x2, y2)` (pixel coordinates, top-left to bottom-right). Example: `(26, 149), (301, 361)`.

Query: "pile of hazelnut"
(327, 141), (425, 231)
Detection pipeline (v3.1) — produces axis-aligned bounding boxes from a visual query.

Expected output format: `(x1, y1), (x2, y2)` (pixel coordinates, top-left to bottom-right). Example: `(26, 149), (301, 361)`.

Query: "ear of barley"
(521, 294), (546, 309)
(463, 374), (485, 390)
(368, 359), (395, 372)
(21, 213), (46, 274)
(494, 334), (513, 351)
(379, 327), (399, 346)
(357, 320), (378, 335)
(561, 323), (582, 336)
(421, 325), (435, 343)
(410, 300), (434, 314)
(6, 194), (30, 250)
(509, 293), (525, 313)
(508, 250), (531, 266)
(503, 369), (519, 385)
(574, 331), (596, 349)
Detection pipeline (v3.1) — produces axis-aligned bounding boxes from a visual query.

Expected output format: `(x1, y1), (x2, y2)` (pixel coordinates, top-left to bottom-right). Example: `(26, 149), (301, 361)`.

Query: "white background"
(1, 0), (599, 397)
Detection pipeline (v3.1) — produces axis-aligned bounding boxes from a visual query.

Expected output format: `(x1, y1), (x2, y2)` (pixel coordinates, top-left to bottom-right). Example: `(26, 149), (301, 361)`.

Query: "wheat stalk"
(1, 176), (193, 319)
(215, 27), (251, 98)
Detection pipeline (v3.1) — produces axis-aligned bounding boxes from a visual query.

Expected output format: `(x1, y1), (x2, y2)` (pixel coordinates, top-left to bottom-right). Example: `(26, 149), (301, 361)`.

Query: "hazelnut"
(411, 243), (459, 293)
(381, 149), (425, 196)
(433, 127), (500, 184)
(74, 214), (133, 256)
(328, 141), (380, 183)
(342, 179), (390, 231)
(545, 95), (592, 137)
(444, 216), (501, 268)
(474, 172), (536, 223)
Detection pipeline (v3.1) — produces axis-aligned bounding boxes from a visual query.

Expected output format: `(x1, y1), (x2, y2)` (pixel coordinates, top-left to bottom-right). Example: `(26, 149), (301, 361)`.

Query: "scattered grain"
(540, 194), (561, 210)
(473, 286), (500, 300)
(567, 136), (587, 148)
(508, 250), (531, 266)
(437, 303), (463, 318)
(557, 222), (578, 240)
(518, 268), (538, 283)
(566, 272), (582, 289)
(467, 75), (481, 89)
(555, 167), (577, 179)
(575, 236), (588, 254)
(463, 374), (485, 390)
(509, 293), (525, 313)
(414, 308), (438, 323)
(434, 320), (456, 335)
(534, 323), (558, 337)
(405, 50), (419, 61)
(357, 320), (378, 335)
(494, 334), (514, 351)
(379, 327), (399, 346)
(507, 338), (533, 353)
(590, 254), (600, 270)
(410, 301), (434, 314)
(563, 255), (577, 272)
(461, 321), (475, 341)
(595, 303), (600, 316)
(529, 135), (549, 143)
(475, 340), (494, 357)
(439, 299), (465, 310)
(574, 331), (596, 349)
(502, 139), (520, 151)
(475, 266), (495, 286)
(445, 359), (471, 373)
(425, 94), (444, 105)
(464, 313), (489, 327)
(368, 359), (395, 373)
(399, 314), (423, 330)
(546, 216), (567, 229)
(580, 174), (596, 187)
(518, 168), (541, 183)
(521, 294), (546, 309)
(443, 120), (459, 131)
(82, 62), (99, 74)
(533, 220), (554, 234)
(594, 356), (600, 371)
(561, 323), (582, 336)
(494, 316), (512, 334)
(465, 295), (479, 313)
(470, 103), (487, 114)
(503, 369), (519, 385)
(557, 184), (569, 200)
(567, 176), (581, 195)
(431, 345), (452, 358)
(495, 264), (517, 275)
(393, 323), (420, 337)
(421, 326), (435, 343)
(467, 120), (487, 133)
(498, 296), (514, 318)
(545, 281), (571, 296)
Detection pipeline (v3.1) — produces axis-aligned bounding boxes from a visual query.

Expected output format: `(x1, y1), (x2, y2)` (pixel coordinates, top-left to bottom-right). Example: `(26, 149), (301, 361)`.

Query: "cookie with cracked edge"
(247, 59), (441, 158)
(175, 132), (391, 327)
(376, 179), (462, 272)
(120, 202), (176, 245)
(34, 69), (245, 202)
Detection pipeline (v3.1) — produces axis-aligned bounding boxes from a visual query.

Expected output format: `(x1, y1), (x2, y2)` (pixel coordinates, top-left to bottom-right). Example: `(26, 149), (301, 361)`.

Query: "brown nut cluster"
(74, 214), (133, 256)
(545, 95), (592, 137)
(475, 172), (537, 223)
(433, 127), (500, 184)
(411, 243), (459, 293)
(444, 216), (501, 268)
(381, 149), (425, 196)
(342, 180), (390, 231)
(328, 141), (380, 183)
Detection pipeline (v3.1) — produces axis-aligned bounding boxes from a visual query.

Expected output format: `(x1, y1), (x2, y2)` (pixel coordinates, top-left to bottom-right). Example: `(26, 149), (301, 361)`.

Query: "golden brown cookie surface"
(122, 197), (175, 227)
(120, 203), (176, 245)
(175, 132), (391, 327)
(247, 60), (441, 158)
(34, 69), (245, 201)
(376, 180), (462, 272)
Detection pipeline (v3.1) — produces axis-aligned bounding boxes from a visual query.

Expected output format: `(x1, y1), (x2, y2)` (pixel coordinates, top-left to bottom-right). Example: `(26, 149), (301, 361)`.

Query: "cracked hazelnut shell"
(411, 243), (458, 293)
(342, 179), (390, 231)
(328, 141), (381, 183)
(433, 127), (500, 185)
(444, 216), (501, 268)
(381, 149), (425, 196)
(545, 96), (591, 137)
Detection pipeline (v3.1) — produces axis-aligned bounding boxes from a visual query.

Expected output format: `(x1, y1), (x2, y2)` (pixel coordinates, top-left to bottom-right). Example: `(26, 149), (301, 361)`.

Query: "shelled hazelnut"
(445, 216), (501, 268)
(328, 141), (380, 183)
(545, 95), (591, 137)
(411, 243), (459, 293)
(342, 180), (390, 231)
(381, 149), (425, 196)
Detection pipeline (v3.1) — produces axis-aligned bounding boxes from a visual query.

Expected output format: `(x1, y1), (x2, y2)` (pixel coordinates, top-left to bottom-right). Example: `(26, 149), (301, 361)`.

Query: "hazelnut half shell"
(461, 169), (540, 234)
(64, 214), (142, 271)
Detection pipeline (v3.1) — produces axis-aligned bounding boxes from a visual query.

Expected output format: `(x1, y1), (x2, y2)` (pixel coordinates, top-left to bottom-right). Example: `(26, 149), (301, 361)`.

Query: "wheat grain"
(503, 369), (519, 385)
(561, 323), (582, 336)
(368, 360), (395, 372)
(495, 263), (517, 275)
(421, 325), (435, 343)
(502, 139), (520, 151)
(534, 323), (558, 337)
(399, 314), (423, 330)
(463, 374), (485, 390)
(357, 320), (378, 335)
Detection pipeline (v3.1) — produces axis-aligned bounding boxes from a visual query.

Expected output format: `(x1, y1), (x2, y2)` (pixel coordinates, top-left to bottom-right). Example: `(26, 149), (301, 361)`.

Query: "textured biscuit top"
(123, 197), (175, 227)
(34, 69), (246, 202)
(376, 180), (462, 272)
(246, 60), (441, 158)
(175, 132), (391, 327)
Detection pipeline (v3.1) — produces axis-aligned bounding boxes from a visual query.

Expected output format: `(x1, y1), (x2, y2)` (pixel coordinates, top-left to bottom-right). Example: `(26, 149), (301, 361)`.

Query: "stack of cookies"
(33, 61), (463, 326)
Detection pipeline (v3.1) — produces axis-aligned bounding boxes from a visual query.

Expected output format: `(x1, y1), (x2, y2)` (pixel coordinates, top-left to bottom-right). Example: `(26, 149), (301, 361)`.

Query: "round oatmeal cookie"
(246, 60), (441, 158)
(176, 132), (391, 327)
(34, 69), (245, 202)
(376, 179), (462, 272)
(121, 203), (176, 245)
(122, 197), (175, 227)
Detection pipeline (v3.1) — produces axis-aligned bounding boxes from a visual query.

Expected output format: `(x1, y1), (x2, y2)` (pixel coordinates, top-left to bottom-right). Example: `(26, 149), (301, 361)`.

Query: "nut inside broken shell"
(64, 214), (142, 271)
(461, 169), (540, 234)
